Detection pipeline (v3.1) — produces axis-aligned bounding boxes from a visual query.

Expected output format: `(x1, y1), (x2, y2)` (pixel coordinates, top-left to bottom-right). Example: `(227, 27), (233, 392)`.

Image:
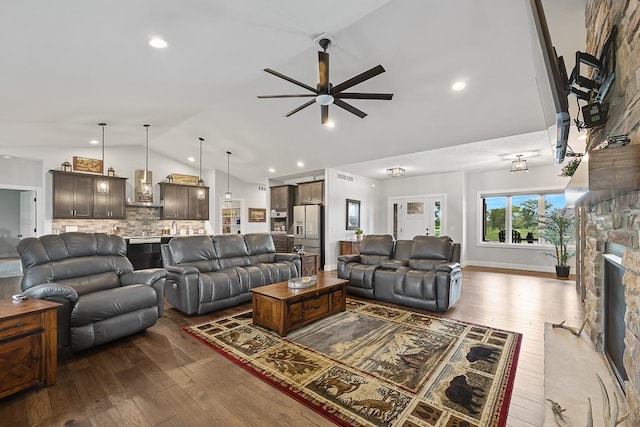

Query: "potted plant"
(354, 228), (363, 241)
(539, 208), (576, 278)
(559, 157), (581, 177)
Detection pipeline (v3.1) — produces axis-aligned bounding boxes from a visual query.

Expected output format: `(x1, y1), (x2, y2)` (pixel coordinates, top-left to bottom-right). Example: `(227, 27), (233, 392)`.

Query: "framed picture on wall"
(346, 199), (360, 230)
(248, 208), (266, 222)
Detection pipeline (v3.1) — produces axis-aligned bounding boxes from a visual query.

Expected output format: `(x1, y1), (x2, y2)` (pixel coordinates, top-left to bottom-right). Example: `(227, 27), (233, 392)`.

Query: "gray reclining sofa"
(161, 233), (301, 315)
(338, 234), (462, 312)
(17, 232), (167, 352)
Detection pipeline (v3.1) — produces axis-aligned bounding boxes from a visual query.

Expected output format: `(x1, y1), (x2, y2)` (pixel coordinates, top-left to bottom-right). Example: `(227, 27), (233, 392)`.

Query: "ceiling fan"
(258, 37), (393, 125)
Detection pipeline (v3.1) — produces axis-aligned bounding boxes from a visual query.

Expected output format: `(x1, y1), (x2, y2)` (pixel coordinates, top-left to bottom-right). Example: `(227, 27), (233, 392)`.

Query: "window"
(481, 192), (565, 244)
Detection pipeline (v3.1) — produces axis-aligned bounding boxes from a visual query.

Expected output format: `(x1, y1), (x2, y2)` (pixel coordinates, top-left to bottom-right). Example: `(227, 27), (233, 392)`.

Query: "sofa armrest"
(435, 262), (461, 273)
(337, 254), (361, 263)
(121, 268), (167, 317)
(23, 283), (79, 304)
(380, 260), (407, 271)
(165, 265), (200, 276)
(121, 268), (167, 286)
(275, 253), (300, 262)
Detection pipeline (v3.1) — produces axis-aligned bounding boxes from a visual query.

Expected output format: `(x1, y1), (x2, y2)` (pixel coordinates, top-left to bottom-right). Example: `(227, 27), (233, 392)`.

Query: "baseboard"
(464, 260), (557, 274)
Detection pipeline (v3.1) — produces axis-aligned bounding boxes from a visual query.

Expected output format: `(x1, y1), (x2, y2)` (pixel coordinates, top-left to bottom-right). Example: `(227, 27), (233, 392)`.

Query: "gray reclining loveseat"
(161, 233), (301, 315)
(338, 235), (462, 312)
(17, 232), (167, 352)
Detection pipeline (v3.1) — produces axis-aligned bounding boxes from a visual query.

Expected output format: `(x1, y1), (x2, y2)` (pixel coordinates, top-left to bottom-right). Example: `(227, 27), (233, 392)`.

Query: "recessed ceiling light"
(324, 121), (335, 128)
(297, 161), (304, 168)
(89, 139), (100, 145)
(3, 155), (12, 159)
(451, 81), (466, 91)
(187, 157), (195, 162)
(149, 38), (168, 49)
(268, 168), (275, 173)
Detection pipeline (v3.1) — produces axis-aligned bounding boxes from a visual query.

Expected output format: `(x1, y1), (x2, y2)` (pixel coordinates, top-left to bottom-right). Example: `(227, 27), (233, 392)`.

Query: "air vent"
(337, 173), (354, 182)
(258, 185), (267, 191)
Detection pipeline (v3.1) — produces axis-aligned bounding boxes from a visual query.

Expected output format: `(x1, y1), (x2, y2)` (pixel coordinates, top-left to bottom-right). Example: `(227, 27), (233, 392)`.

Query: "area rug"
(184, 299), (522, 426)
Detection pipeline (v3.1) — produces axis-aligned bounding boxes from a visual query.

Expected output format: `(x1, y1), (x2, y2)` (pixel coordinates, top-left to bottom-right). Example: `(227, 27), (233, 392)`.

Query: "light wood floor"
(0, 267), (584, 426)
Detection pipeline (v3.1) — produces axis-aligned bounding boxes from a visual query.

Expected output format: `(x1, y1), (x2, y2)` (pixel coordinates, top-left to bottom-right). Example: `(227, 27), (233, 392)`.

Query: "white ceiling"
(0, 0), (586, 183)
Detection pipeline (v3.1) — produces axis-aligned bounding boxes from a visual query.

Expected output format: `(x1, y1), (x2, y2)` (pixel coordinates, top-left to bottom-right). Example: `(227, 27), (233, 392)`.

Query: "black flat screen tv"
(529, 0), (571, 164)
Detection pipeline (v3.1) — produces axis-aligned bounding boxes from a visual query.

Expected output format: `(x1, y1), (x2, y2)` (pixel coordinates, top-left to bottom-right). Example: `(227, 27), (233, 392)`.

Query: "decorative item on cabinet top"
(170, 173), (200, 186)
(72, 156), (103, 174)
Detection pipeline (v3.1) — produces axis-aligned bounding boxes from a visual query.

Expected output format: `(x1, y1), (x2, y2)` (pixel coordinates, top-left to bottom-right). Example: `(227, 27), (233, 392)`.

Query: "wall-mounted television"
(529, 0), (571, 164)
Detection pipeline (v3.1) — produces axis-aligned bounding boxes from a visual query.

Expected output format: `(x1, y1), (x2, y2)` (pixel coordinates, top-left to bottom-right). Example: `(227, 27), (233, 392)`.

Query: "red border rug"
(184, 299), (521, 426)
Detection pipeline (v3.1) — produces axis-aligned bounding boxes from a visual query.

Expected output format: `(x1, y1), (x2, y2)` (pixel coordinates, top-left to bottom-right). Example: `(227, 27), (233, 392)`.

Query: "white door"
(20, 190), (37, 238)
(389, 196), (444, 240)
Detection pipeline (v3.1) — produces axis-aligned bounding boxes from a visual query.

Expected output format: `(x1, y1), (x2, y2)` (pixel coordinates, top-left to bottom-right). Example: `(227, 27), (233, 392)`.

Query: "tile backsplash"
(52, 206), (205, 236)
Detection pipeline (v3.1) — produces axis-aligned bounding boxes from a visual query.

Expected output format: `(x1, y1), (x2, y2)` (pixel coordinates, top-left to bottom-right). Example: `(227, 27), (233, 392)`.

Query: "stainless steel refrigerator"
(293, 205), (324, 268)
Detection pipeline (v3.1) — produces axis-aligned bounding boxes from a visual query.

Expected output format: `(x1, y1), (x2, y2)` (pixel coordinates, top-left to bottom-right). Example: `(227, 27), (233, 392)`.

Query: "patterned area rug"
(184, 299), (521, 426)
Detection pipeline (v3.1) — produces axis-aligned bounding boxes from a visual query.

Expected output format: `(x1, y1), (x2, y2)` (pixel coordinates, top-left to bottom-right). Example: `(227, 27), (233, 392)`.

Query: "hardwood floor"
(0, 267), (584, 426)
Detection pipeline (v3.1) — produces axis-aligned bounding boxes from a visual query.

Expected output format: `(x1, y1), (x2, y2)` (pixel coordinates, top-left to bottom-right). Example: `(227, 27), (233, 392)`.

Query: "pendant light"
(224, 151), (232, 202)
(96, 123), (109, 194)
(197, 137), (206, 200)
(510, 155), (529, 174)
(142, 124), (152, 197)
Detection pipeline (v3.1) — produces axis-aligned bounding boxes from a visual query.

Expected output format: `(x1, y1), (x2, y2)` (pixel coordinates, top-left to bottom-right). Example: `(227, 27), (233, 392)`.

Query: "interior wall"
(325, 168), (378, 271)
(465, 163), (572, 272)
(213, 169), (268, 235)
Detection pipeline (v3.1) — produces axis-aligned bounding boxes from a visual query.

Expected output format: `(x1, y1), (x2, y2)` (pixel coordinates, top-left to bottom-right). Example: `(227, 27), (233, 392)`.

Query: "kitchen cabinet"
(159, 183), (189, 219)
(270, 185), (295, 210)
(51, 171), (94, 218)
(160, 183), (209, 220)
(188, 186), (209, 219)
(339, 240), (361, 255)
(272, 234), (293, 253)
(297, 180), (324, 205)
(0, 299), (60, 399)
(93, 176), (127, 219)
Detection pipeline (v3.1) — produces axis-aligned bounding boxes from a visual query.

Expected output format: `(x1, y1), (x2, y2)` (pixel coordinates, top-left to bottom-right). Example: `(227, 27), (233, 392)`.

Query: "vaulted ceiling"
(0, 0), (586, 183)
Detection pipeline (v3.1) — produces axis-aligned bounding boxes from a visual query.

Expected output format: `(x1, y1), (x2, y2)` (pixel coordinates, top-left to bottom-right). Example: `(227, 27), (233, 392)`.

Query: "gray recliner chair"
(374, 236), (462, 312)
(337, 235), (395, 298)
(17, 232), (167, 352)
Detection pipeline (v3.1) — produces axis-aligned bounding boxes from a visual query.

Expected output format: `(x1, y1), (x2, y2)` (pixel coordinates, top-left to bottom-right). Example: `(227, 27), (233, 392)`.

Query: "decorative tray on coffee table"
(288, 276), (317, 289)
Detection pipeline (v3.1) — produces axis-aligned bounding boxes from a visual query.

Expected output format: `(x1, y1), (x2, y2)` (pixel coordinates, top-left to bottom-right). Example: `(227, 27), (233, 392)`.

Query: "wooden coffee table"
(251, 277), (348, 337)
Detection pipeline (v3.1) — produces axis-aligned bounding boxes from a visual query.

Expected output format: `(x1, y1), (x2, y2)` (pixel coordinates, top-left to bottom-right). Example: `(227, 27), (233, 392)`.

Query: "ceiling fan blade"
(331, 65), (386, 93)
(321, 105), (329, 124)
(263, 68), (318, 93)
(257, 94), (316, 99)
(333, 99), (367, 118)
(334, 92), (393, 100)
(318, 51), (330, 93)
(284, 100), (315, 117)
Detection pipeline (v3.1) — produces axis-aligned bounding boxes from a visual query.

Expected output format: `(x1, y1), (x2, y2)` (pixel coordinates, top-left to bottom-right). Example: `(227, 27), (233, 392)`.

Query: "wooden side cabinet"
(339, 240), (361, 255)
(0, 299), (60, 399)
(300, 254), (320, 276)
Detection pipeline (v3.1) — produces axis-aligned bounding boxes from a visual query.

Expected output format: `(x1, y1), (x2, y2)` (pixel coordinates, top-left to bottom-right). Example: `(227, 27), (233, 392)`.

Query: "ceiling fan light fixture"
(315, 94), (334, 105)
(324, 121), (335, 128)
(387, 167), (405, 177)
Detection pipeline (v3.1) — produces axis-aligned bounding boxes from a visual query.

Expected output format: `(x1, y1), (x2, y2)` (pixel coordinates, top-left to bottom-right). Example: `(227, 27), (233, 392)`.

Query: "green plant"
(539, 208), (576, 266)
(354, 228), (363, 236)
(559, 158), (581, 177)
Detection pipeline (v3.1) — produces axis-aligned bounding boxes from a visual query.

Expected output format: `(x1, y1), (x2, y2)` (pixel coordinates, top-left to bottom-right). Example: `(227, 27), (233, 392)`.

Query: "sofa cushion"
(214, 235), (251, 269)
(244, 233), (277, 264)
(70, 284), (158, 327)
(360, 235), (394, 265)
(168, 236), (220, 270)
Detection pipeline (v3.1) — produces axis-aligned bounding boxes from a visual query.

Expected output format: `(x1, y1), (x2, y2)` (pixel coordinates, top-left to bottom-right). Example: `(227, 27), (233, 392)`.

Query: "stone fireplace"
(578, 0), (640, 423)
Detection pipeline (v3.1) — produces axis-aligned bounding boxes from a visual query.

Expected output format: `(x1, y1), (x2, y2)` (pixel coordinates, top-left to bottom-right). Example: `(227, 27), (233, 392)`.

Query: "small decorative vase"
(355, 234), (362, 241)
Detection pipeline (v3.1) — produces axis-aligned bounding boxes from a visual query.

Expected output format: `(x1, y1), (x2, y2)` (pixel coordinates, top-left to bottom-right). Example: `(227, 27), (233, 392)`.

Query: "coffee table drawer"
(303, 293), (329, 321)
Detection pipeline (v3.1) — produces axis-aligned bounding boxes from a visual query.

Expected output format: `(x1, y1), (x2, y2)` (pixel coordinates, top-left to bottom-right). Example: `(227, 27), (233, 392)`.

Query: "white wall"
(465, 163), (573, 272)
(324, 168), (379, 270)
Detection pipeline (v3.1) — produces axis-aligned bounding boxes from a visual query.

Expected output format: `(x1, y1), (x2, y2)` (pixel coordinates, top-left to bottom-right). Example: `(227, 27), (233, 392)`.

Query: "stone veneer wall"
(52, 206), (205, 236)
(582, 0), (640, 423)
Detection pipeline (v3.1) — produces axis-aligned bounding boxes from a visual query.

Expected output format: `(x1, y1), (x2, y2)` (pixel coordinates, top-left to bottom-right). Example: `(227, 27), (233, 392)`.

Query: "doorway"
(0, 188), (37, 258)
(388, 196), (445, 240)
